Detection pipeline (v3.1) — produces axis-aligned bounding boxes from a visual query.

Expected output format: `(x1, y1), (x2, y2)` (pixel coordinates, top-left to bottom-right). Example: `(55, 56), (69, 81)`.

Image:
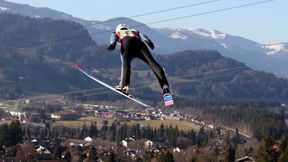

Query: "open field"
(129, 119), (200, 132)
(52, 116), (200, 132)
(51, 116), (115, 128)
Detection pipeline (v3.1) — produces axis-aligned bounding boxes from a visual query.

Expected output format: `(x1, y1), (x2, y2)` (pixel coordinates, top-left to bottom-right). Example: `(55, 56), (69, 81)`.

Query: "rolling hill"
(0, 0), (287, 77)
(0, 12), (287, 107)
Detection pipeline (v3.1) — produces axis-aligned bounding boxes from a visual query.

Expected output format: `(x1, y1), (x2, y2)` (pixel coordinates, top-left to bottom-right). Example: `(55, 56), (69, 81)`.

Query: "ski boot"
(163, 87), (174, 106)
(115, 85), (134, 98)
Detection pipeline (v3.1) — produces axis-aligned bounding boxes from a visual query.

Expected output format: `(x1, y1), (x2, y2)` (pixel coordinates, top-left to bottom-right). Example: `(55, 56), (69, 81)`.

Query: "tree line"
(200, 107), (287, 141)
(20, 121), (209, 149)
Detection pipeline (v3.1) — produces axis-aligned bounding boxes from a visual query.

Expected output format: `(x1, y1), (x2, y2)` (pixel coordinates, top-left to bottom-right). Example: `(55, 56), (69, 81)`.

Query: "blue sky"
(6, 0), (287, 44)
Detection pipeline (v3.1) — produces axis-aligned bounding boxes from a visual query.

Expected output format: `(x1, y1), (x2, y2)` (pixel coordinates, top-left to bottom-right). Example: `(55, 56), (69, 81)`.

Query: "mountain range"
(0, 12), (288, 107)
(1, 0), (287, 77)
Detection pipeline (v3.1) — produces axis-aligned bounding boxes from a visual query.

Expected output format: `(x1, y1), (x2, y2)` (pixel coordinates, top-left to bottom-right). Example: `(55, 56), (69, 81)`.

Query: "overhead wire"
(0, 0), (275, 51)
(140, 0), (276, 27)
(63, 72), (241, 101)
(0, 0), (275, 105)
(68, 66), (248, 99)
(0, 0), (222, 51)
(4, 65), (248, 103)
(86, 0), (276, 35)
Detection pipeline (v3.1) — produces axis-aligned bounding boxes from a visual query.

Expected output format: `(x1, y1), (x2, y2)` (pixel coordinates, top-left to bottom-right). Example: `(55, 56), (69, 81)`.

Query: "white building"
(51, 113), (61, 119)
(122, 140), (128, 147)
(144, 140), (153, 149)
(84, 136), (93, 142)
(173, 147), (181, 153)
(9, 111), (26, 120)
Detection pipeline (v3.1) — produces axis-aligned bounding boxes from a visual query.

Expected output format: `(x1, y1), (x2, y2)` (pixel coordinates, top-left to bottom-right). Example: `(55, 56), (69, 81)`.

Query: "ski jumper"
(108, 28), (169, 89)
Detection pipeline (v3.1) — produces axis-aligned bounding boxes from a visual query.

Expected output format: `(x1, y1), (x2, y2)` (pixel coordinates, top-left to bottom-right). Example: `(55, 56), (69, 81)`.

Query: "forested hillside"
(0, 13), (288, 106)
(0, 13), (99, 98)
(156, 51), (288, 101)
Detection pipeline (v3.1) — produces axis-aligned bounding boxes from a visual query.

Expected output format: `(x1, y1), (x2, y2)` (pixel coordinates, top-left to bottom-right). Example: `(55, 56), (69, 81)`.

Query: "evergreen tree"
(24, 126), (31, 140)
(0, 123), (10, 146)
(105, 151), (116, 162)
(278, 134), (288, 162)
(116, 123), (127, 144)
(157, 124), (165, 140)
(196, 127), (207, 147)
(0, 120), (23, 146)
(225, 144), (236, 162)
(88, 146), (98, 161)
(232, 128), (240, 146)
(280, 134), (288, 152)
(166, 125), (176, 147)
(40, 108), (46, 123)
(279, 151), (288, 162)
(109, 122), (117, 141)
(89, 122), (98, 138)
(10, 120), (23, 145)
(189, 156), (197, 162)
(81, 123), (88, 138)
(52, 145), (62, 160)
(157, 151), (174, 162)
(100, 120), (109, 140)
(255, 137), (279, 162)
(188, 129), (196, 145)
(63, 151), (72, 162)
(133, 123), (141, 140)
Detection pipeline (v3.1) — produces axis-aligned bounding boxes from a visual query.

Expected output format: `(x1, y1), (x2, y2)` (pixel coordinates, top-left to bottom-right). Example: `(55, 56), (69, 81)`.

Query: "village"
(0, 98), (253, 161)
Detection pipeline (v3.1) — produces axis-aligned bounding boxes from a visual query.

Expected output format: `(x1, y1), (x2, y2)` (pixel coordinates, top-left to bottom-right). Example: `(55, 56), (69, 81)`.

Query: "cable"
(0, 0), (275, 51)
(0, 1), (275, 105)
(3, 65), (247, 103)
(87, 0), (276, 35)
(63, 72), (238, 100)
(66, 0), (223, 30)
(142, 0), (276, 26)
(0, 0), (221, 50)
(168, 66), (247, 80)
(102, 0), (221, 22)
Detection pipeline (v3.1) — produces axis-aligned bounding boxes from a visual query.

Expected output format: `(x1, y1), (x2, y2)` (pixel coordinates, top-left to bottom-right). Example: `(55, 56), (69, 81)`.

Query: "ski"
(75, 64), (152, 108)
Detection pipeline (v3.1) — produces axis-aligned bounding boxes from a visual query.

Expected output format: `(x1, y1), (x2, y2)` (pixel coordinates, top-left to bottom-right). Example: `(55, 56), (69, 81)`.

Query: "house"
(35, 145), (51, 154)
(173, 147), (181, 153)
(235, 156), (254, 162)
(207, 124), (214, 129)
(144, 140), (153, 149)
(122, 140), (128, 147)
(127, 149), (139, 159)
(84, 136), (93, 142)
(9, 111), (26, 120)
(121, 138), (135, 147)
(51, 113), (61, 119)
(51, 112), (81, 120)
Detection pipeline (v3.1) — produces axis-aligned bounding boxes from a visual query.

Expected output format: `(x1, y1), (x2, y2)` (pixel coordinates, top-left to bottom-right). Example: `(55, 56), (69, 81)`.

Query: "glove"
(146, 39), (154, 50)
(107, 44), (116, 51)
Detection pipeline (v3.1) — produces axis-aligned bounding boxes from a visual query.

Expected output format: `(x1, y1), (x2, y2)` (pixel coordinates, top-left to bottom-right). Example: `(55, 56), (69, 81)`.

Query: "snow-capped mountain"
(262, 43), (288, 56)
(0, 0), (81, 21)
(0, 0), (287, 76)
(191, 28), (226, 39)
(158, 27), (288, 76)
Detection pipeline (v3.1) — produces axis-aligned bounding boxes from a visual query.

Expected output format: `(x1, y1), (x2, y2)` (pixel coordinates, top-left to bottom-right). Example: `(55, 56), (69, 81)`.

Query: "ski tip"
(75, 64), (83, 69)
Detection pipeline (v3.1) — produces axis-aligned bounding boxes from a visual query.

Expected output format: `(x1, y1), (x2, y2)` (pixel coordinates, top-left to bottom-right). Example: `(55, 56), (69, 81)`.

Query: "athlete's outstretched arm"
(107, 32), (119, 51)
(139, 32), (154, 50)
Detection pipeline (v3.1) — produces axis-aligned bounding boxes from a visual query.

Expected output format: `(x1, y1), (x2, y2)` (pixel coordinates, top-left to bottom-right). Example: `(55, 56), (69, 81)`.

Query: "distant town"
(0, 97), (256, 162)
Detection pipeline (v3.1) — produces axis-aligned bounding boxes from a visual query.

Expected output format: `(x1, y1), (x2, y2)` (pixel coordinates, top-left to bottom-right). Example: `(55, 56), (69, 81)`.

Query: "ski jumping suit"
(107, 28), (169, 90)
